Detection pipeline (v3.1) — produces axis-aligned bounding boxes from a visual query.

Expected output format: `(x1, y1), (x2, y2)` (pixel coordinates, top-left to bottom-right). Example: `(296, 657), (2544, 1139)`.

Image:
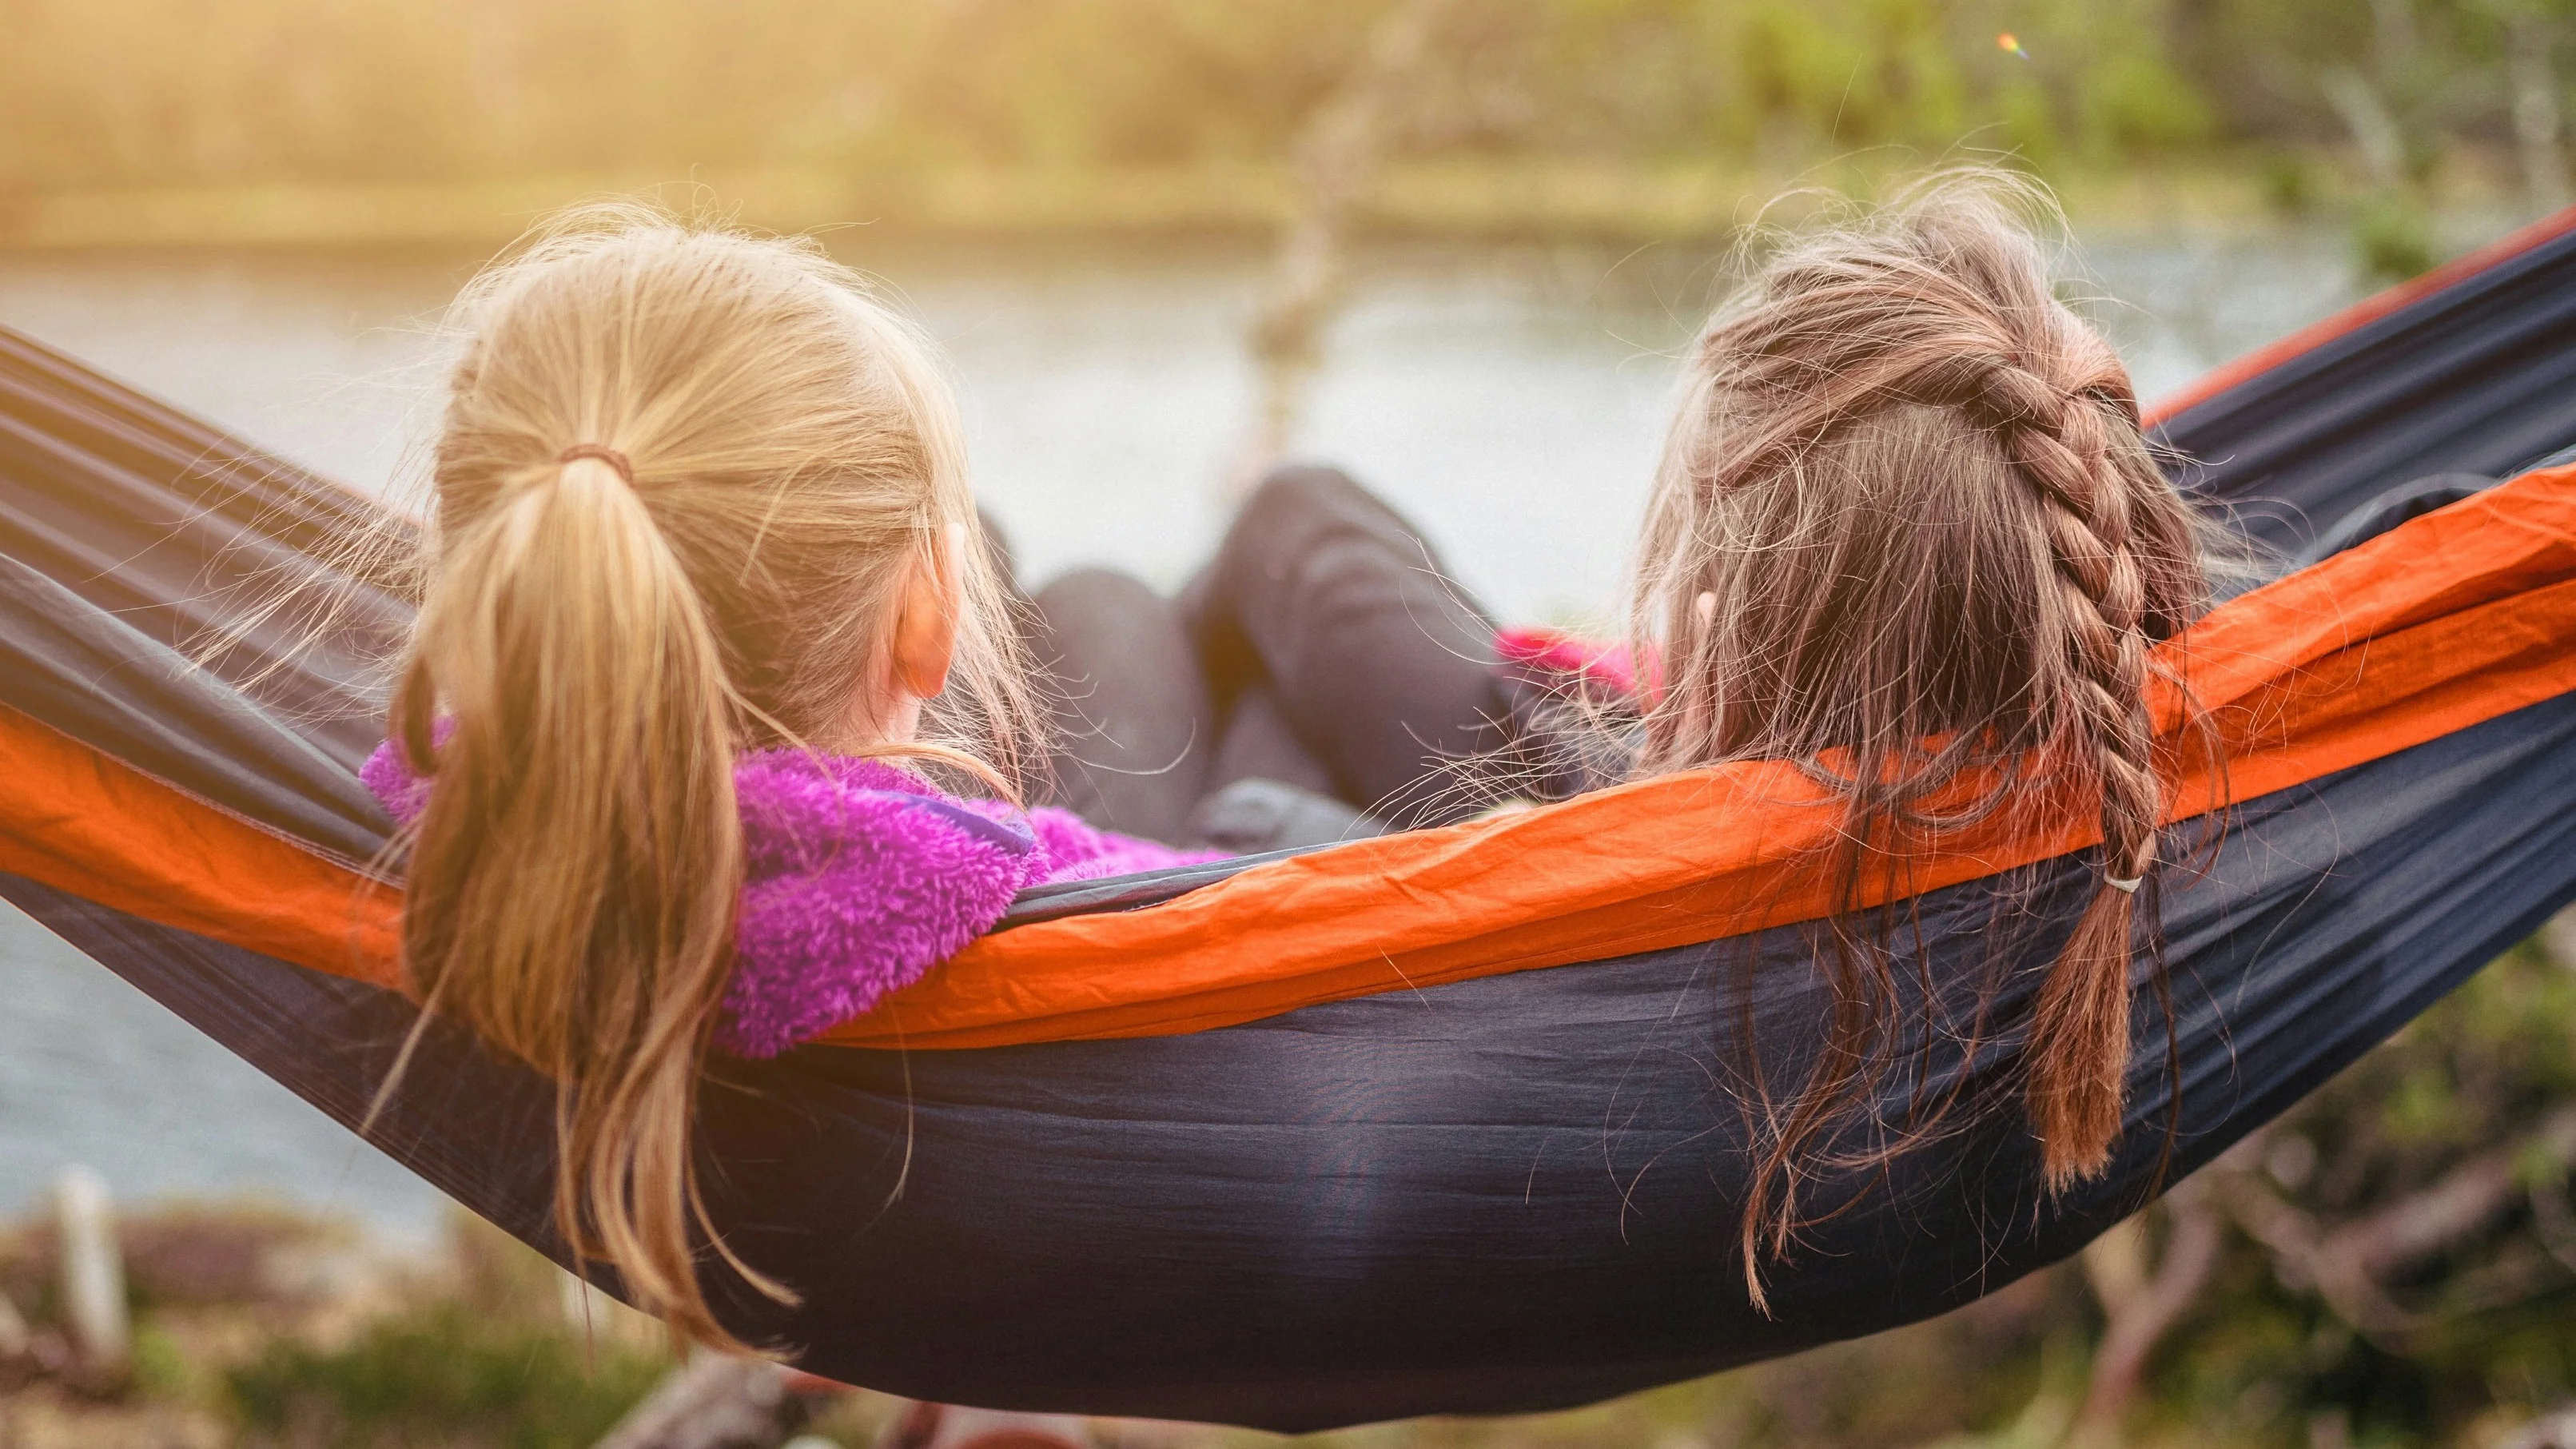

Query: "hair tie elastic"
(556, 444), (635, 485)
(2104, 874), (2143, 895)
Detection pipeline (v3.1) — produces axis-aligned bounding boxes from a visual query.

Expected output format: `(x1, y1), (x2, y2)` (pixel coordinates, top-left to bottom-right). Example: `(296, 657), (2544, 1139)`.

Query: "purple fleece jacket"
(360, 741), (1216, 1058)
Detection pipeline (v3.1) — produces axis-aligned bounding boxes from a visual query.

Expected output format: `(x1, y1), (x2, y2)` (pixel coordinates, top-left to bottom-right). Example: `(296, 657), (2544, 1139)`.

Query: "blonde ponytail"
(386, 205), (1044, 1347)
(395, 448), (778, 1343)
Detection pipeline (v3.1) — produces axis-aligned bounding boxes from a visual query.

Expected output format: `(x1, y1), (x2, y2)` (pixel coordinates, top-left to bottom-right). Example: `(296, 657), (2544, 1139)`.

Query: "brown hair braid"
(1962, 345), (2168, 1190)
(1632, 169), (2224, 1304)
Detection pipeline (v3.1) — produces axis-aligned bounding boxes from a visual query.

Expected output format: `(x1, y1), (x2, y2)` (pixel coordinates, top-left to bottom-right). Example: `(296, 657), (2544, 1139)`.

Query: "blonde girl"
(364, 207), (1208, 1346)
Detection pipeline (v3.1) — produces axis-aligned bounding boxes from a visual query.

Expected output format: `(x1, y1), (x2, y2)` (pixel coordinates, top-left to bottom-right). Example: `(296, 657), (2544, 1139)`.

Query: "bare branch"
(2072, 1177), (2227, 1440)
(1234, 0), (1461, 490)
(2492, 1402), (2576, 1449)
(2331, 1105), (2576, 1282)
(2220, 1105), (2576, 1340)
(2319, 67), (2407, 189)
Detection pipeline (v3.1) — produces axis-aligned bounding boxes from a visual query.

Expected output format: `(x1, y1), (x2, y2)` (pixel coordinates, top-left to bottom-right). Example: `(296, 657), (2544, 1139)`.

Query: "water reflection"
(0, 231), (2355, 617)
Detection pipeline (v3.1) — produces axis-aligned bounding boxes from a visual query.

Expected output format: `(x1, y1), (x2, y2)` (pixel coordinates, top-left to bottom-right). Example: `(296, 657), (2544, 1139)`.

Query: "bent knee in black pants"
(1033, 464), (1533, 846)
(1029, 567), (1214, 846)
(1190, 464), (1515, 830)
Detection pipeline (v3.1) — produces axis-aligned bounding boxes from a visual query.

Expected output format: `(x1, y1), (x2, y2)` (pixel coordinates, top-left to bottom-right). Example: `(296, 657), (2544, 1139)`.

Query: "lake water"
(0, 225), (2382, 1236)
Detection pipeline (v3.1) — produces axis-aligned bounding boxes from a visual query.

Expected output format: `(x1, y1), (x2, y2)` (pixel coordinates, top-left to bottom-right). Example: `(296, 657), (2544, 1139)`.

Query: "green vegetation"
(0, 0), (2567, 246)
(219, 1212), (669, 1449)
(0, 1206), (678, 1449)
(0, 0), (2538, 185)
(2355, 196), (2445, 280)
(224, 1302), (666, 1449)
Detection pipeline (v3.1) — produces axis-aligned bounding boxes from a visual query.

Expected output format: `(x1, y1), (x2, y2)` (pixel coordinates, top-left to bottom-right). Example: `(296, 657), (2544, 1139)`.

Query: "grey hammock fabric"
(2, 214), (2575, 1429)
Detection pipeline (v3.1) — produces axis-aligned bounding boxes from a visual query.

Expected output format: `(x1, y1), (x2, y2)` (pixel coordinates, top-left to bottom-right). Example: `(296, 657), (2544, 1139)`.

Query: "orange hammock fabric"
(3, 460), (2574, 1049)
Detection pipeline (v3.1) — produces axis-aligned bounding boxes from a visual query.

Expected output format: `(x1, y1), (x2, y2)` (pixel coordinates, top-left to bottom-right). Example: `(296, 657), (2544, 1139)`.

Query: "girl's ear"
(890, 522), (966, 700)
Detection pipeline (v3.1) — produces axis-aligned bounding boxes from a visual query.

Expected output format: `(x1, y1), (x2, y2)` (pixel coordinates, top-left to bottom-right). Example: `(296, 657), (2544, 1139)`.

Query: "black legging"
(1031, 465), (1532, 845)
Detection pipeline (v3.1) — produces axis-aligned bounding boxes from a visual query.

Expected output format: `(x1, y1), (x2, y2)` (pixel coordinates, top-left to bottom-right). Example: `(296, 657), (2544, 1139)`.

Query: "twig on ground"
(591, 1355), (814, 1449)
(54, 1167), (129, 1395)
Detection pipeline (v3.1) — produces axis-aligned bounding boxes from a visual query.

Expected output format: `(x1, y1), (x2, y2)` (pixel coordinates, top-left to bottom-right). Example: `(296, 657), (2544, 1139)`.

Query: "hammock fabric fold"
(3, 209), (2576, 1431)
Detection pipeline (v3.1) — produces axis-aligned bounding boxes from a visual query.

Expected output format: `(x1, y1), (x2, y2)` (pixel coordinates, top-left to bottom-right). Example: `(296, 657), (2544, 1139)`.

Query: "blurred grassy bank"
(0, 151), (2534, 252)
(6, 0), (2568, 251)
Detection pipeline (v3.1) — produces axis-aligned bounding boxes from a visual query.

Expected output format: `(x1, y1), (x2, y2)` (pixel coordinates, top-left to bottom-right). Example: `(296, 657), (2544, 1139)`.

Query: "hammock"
(3, 209), (2576, 1432)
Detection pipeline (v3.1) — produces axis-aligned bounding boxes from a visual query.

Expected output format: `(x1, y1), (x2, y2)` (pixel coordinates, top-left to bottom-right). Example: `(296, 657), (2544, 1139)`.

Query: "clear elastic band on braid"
(2104, 874), (2143, 895)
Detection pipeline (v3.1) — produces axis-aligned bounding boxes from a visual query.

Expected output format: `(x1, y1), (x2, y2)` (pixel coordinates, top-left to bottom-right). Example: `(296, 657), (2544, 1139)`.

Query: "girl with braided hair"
(1629, 168), (2229, 1300)
(1022, 170), (2233, 1310)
